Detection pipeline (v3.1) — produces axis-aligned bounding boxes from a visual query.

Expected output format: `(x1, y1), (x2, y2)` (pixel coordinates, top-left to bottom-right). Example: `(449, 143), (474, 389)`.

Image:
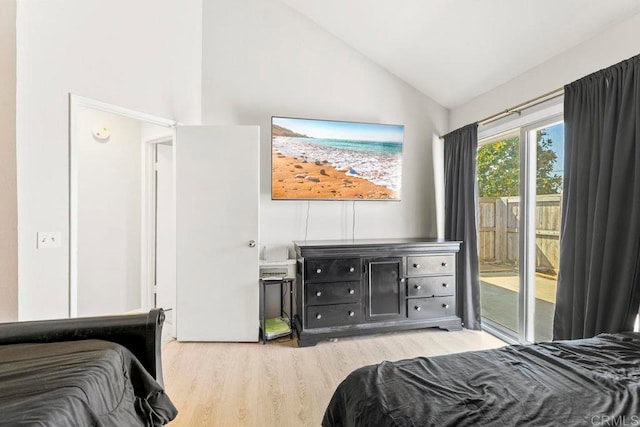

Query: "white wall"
(202, 0), (448, 253)
(141, 122), (174, 143)
(450, 12), (640, 130)
(16, 0), (202, 320)
(75, 107), (142, 316)
(0, 0), (18, 322)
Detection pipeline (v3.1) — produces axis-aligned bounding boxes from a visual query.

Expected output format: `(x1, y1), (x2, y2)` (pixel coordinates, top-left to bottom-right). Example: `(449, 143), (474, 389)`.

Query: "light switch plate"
(37, 232), (62, 249)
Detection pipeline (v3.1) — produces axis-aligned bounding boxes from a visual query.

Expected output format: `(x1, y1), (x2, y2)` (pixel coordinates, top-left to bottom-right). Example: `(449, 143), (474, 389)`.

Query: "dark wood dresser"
(293, 238), (462, 347)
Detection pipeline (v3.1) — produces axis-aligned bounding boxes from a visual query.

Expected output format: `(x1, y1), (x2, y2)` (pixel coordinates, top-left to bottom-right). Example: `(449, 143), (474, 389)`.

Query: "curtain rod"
(440, 87), (565, 139)
(477, 87), (565, 125)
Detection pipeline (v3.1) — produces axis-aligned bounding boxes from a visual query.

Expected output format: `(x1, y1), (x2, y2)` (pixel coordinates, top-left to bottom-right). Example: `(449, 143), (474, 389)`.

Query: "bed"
(0, 309), (177, 426)
(322, 332), (640, 426)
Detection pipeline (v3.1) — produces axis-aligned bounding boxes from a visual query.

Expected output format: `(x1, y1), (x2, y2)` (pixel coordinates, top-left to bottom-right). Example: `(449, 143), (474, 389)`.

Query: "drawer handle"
(441, 262), (447, 267)
(348, 289), (355, 295)
(442, 304), (449, 308)
(316, 268), (322, 274)
(414, 284), (422, 290)
(348, 310), (355, 317)
(349, 267), (355, 273)
(413, 263), (420, 268)
(316, 313), (322, 319)
(414, 306), (422, 311)
(316, 291), (322, 297)
(442, 283), (448, 287)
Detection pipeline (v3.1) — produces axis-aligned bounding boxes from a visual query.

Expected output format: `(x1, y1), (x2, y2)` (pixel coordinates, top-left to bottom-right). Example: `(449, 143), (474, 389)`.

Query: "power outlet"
(37, 232), (62, 249)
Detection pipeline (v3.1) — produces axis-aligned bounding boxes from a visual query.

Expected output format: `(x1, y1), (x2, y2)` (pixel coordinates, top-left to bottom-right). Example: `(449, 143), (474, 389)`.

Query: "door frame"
(520, 114), (563, 343)
(143, 136), (174, 314)
(68, 94), (177, 317)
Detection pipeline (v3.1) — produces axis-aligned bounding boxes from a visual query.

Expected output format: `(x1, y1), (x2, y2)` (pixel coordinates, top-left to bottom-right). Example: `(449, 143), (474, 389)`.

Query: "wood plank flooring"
(162, 329), (505, 426)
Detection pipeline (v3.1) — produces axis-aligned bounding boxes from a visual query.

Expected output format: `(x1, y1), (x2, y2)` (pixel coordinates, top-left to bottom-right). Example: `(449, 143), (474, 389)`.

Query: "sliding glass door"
(530, 122), (564, 342)
(478, 118), (564, 343)
(478, 132), (520, 336)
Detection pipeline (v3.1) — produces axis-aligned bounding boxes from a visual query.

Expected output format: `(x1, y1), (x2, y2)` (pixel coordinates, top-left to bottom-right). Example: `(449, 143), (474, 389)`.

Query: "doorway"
(69, 95), (176, 329)
(70, 96), (261, 342)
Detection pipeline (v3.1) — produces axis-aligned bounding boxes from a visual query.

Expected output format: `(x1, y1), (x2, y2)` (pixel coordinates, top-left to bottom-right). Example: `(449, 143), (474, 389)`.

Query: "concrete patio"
(480, 269), (557, 342)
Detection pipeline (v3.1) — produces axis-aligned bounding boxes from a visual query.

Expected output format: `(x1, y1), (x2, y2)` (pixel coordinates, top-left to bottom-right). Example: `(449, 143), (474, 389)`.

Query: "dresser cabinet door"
(365, 258), (405, 321)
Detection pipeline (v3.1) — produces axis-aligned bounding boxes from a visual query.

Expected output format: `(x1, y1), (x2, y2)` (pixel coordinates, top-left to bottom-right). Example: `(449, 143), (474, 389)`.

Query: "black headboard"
(0, 309), (166, 385)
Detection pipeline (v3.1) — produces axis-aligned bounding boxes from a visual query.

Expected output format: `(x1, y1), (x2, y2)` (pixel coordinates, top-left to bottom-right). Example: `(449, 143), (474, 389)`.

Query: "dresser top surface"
(294, 238), (461, 248)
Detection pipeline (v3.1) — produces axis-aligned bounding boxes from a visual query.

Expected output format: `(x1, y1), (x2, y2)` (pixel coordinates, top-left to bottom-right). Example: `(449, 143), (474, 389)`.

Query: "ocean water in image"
(297, 137), (402, 155)
(273, 136), (402, 192)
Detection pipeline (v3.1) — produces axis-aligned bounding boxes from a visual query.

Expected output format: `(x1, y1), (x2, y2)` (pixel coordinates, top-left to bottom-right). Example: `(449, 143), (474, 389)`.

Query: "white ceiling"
(280, 0), (640, 108)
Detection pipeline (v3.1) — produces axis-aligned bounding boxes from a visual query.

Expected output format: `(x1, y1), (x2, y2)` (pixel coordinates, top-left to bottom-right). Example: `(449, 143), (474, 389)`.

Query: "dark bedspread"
(0, 339), (177, 426)
(323, 332), (640, 426)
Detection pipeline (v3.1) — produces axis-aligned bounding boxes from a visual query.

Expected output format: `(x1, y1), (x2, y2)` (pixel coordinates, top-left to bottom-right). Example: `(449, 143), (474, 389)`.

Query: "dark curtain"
(554, 55), (640, 340)
(444, 123), (481, 330)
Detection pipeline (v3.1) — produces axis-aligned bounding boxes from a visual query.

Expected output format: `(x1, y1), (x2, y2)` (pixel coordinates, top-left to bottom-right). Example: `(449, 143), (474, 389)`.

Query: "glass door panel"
(478, 132), (521, 336)
(366, 258), (405, 321)
(532, 122), (564, 342)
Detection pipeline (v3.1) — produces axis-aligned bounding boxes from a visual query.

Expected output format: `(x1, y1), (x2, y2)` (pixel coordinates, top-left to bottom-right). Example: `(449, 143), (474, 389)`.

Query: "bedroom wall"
(75, 107), (142, 317)
(0, 0), (18, 322)
(201, 0), (448, 255)
(16, 0), (202, 320)
(450, 11), (640, 130)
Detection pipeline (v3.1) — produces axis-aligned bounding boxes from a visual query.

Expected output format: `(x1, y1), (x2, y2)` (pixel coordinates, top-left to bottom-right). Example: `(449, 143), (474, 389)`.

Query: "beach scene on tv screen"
(272, 117), (403, 200)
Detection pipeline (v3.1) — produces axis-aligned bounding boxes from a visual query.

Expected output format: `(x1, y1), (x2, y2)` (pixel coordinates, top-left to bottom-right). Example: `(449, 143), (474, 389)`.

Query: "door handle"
(248, 240), (256, 248)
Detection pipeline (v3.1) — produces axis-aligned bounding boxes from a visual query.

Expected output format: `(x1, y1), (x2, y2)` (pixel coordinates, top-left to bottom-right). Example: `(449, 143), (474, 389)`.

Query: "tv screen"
(271, 116), (404, 200)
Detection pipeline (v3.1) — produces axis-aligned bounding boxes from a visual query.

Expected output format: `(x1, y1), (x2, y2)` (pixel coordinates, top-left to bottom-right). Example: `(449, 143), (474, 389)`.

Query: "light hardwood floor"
(162, 329), (506, 427)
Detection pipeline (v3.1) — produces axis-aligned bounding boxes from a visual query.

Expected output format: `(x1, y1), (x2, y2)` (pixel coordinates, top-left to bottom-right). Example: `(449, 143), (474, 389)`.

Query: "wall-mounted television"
(271, 116), (404, 201)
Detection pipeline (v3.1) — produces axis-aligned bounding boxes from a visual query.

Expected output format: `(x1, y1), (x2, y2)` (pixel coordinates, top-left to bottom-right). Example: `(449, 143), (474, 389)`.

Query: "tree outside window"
(477, 130), (561, 197)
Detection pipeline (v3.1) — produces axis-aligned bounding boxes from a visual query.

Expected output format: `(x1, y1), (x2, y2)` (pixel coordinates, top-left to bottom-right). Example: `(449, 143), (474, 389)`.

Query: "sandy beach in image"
(272, 150), (398, 200)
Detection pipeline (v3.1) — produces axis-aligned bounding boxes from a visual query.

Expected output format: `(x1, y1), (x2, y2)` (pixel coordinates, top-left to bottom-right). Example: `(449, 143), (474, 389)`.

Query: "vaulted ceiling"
(280, 0), (640, 108)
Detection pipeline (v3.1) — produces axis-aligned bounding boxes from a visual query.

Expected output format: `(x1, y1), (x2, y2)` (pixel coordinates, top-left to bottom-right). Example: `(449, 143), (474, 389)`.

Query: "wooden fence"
(478, 195), (561, 274)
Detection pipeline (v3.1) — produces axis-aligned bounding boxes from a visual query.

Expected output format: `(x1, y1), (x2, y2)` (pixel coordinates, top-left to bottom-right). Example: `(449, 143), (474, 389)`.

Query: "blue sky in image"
(273, 117), (404, 143)
(544, 122), (564, 176)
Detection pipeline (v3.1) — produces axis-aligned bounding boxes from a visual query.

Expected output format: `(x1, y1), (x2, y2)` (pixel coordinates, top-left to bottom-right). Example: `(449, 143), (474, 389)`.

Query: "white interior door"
(176, 126), (260, 342)
(155, 142), (176, 337)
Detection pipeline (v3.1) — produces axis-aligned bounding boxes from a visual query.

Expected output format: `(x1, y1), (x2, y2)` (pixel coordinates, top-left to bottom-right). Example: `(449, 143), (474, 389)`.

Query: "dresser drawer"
(406, 255), (455, 277)
(407, 296), (455, 320)
(306, 303), (362, 329)
(305, 258), (362, 283)
(407, 276), (455, 298)
(306, 281), (360, 305)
